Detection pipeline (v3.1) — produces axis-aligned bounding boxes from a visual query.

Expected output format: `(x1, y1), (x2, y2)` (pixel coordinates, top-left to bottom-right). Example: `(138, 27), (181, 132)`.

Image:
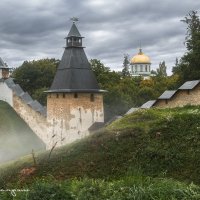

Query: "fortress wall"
(154, 85), (200, 108)
(47, 93), (104, 149)
(13, 94), (48, 146)
(0, 81), (13, 106)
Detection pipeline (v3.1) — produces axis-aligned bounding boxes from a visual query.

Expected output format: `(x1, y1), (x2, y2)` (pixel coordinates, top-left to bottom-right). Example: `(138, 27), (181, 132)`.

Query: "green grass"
(1, 105), (200, 198)
(1, 176), (200, 200)
(0, 101), (45, 163)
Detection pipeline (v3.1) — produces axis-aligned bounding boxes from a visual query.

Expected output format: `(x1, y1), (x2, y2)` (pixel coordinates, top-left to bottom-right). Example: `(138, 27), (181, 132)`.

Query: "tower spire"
(48, 20), (101, 93)
(65, 18), (83, 48)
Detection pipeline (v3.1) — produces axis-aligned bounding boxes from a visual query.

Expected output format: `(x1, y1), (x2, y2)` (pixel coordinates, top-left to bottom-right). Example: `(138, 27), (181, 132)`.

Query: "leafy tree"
(122, 54), (130, 77)
(175, 58), (179, 67)
(173, 11), (200, 82)
(12, 58), (59, 105)
(32, 87), (49, 105)
(156, 61), (167, 77)
(137, 87), (156, 104)
(90, 59), (122, 87)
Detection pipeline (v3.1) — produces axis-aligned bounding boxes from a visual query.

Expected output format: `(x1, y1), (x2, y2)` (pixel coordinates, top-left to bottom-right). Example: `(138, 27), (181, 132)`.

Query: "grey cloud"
(0, 0), (199, 75)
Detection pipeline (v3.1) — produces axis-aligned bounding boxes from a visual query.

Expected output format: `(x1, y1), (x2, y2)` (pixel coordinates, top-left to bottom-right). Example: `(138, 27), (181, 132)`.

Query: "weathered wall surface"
(0, 81), (13, 106)
(154, 85), (200, 108)
(13, 94), (48, 143)
(47, 93), (104, 149)
(0, 79), (48, 148)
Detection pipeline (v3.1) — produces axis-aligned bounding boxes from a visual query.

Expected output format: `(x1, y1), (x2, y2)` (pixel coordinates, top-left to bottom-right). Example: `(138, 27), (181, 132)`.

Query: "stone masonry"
(47, 93), (104, 149)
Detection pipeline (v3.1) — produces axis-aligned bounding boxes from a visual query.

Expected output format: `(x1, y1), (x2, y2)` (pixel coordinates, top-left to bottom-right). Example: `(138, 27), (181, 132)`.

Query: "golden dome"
(131, 49), (151, 64)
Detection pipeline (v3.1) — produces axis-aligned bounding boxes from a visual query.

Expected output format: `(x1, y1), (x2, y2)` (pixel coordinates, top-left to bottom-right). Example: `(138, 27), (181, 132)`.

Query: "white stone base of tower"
(46, 93), (104, 149)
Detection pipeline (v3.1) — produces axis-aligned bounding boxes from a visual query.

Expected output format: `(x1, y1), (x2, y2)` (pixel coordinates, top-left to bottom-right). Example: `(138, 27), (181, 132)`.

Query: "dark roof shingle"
(48, 23), (103, 93)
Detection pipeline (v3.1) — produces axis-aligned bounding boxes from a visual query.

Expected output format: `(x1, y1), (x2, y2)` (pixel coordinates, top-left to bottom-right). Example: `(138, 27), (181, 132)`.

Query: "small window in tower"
(56, 94), (59, 98)
(79, 39), (81, 43)
(90, 94), (94, 102)
(63, 93), (65, 98)
(49, 94), (51, 98)
(74, 93), (78, 98)
(145, 65), (148, 72)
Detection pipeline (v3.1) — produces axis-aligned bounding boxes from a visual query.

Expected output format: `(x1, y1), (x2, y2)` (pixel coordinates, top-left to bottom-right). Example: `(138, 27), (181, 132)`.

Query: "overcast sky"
(0, 0), (199, 74)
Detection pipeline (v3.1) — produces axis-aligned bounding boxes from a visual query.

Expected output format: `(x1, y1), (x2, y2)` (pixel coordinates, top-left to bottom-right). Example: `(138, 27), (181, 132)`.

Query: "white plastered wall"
(47, 107), (104, 149)
(46, 93), (104, 149)
(0, 81), (13, 106)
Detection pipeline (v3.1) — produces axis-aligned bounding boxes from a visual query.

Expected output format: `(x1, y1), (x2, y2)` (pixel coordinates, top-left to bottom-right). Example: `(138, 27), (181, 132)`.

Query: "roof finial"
(70, 17), (79, 24)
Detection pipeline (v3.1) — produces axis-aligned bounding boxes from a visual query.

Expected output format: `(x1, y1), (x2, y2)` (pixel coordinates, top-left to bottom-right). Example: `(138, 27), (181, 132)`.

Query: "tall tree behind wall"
(122, 54), (130, 77)
(12, 58), (59, 105)
(156, 61), (167, 77)
(173, 11), (200, 82)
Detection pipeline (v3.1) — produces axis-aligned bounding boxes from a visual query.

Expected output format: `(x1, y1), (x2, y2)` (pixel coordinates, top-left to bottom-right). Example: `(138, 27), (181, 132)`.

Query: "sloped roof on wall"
(141, 100), (156, 108)
(139, 79), (200, 110)
(178, 80), (200, 90)
(5, 78), (15, 87)
(20, 92), (33, 104)
(158, 90), (177, 100)
(4, 78), (47, 117)
(12, 84), (24, 96)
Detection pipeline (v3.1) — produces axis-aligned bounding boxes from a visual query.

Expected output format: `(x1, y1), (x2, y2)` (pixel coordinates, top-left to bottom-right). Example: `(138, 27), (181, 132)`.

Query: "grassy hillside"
(1, 105), (200, 199)
(0, 101), (45, 163)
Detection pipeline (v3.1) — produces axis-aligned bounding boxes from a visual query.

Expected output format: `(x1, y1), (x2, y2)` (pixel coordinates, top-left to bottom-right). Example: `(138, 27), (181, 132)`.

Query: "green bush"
(27, 181), (73, 200)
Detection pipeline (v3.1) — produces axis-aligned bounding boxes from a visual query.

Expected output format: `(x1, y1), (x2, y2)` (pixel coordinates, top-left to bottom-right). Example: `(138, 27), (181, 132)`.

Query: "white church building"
(129, 48), (153, 79)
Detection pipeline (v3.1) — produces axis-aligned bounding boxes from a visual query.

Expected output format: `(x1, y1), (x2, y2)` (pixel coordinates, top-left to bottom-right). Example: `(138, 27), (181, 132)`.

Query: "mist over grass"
(0, 101), (45, 163)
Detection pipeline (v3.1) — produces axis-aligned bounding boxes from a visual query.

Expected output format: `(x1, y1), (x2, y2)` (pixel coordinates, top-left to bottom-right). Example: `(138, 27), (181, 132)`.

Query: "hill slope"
(0, 101), (45, 163)
(1, 105), (200, 199)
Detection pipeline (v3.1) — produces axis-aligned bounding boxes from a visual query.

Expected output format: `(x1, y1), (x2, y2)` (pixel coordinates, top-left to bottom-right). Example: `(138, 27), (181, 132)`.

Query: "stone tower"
(0, 58), (10, 79)
(46, 21), (105, 149)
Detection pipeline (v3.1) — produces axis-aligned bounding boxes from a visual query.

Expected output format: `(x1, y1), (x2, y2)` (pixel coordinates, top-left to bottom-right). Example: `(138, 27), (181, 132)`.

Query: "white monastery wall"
(0, 81), (13, 106)
(0, 79), (48, 148)
(13, 94), (48, 145)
